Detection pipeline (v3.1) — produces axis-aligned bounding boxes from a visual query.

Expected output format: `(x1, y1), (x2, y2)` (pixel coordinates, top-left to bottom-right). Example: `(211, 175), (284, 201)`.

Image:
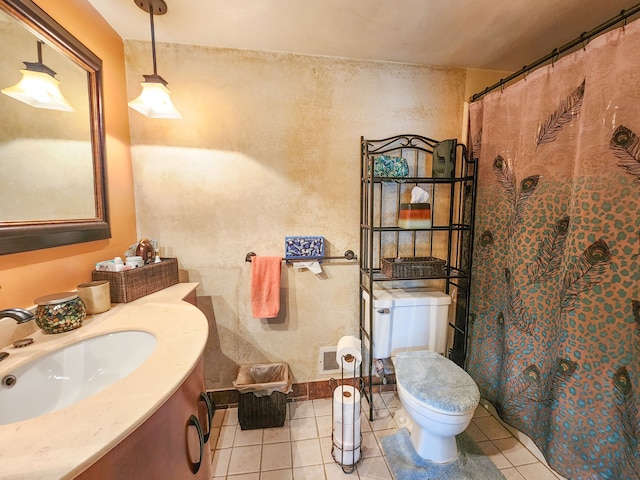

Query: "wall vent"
(318, 346), (341, 375)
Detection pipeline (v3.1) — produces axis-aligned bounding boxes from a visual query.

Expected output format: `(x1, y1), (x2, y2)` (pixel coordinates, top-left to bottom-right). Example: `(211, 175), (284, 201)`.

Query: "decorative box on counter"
(285, 236), (325, 260)
(91, 258), (179, 303)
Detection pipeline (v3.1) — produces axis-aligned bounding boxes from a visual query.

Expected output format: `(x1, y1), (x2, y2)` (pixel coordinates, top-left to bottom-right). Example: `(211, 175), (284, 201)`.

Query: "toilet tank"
(363, 288), (451, 359)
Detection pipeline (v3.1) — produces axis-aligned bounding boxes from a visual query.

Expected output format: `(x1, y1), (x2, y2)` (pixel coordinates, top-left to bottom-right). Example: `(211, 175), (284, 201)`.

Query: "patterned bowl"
(34, 292), (86, 334)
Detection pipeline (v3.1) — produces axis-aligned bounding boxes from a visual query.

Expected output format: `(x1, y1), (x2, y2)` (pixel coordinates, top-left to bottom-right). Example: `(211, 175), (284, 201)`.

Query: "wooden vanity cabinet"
(76, 357), (212, 479)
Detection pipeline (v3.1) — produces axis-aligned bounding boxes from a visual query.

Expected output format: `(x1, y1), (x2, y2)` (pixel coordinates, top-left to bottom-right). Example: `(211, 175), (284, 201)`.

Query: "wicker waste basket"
(234, 363), (292, 430)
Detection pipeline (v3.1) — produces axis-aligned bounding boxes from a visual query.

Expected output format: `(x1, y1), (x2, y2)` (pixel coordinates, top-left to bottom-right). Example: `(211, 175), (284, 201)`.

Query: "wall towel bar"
(245, 250), (357, 263)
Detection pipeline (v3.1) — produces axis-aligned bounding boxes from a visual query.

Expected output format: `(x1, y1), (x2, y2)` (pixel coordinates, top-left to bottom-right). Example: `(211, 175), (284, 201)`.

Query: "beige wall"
(126, 41), (467, 388)
(0, 0), (137, 318)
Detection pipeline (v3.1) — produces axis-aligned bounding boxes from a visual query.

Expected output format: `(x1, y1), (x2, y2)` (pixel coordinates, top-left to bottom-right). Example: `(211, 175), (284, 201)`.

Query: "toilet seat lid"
(394, 350), (480, 414)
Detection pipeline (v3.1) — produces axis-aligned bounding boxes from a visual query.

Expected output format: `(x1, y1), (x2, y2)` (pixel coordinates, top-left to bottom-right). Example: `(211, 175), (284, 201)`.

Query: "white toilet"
(363, 288), (480, 463)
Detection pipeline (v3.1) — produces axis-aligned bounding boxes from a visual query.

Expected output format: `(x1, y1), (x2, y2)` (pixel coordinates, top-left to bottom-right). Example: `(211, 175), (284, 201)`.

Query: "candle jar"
(77, 280), (111, 314)
(34, 292), (86, 334)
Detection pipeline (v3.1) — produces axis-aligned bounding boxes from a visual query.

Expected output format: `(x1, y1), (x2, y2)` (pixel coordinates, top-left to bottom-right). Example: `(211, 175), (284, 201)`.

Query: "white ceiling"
(87, 0), (639, 71)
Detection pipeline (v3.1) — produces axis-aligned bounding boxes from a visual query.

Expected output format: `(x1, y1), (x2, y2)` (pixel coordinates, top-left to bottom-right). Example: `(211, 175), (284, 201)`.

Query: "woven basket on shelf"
(381, 256), (446, 279)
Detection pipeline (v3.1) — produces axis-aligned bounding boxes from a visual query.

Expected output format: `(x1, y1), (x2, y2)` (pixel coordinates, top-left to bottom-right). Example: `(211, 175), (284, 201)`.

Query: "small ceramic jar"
(77, 280), (111, 315)
(34, 292), (86, 334)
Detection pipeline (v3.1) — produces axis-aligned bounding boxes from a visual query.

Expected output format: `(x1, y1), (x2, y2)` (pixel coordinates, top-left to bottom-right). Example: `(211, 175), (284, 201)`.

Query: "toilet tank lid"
(370, 288), (451, 307)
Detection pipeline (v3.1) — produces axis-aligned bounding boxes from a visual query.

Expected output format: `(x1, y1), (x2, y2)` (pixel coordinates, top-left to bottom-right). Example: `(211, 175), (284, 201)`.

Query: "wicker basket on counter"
(91, 258), (179, 303)
(380, 256), (446, 279)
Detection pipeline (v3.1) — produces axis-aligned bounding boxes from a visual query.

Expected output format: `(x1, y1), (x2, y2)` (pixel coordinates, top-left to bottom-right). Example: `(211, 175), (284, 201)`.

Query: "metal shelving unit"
(359, 134), (477, 421)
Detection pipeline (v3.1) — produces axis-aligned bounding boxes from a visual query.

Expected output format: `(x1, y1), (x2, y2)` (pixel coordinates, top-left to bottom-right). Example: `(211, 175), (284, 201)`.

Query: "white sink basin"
(0, 331), (156, 425)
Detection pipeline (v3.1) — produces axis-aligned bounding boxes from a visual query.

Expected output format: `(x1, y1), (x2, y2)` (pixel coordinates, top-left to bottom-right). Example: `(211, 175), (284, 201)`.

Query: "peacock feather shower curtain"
(467, 18), (640, 480)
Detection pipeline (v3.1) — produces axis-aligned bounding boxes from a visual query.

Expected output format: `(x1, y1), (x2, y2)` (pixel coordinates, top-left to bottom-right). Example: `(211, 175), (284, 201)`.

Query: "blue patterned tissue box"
(285, 236), (325, 260)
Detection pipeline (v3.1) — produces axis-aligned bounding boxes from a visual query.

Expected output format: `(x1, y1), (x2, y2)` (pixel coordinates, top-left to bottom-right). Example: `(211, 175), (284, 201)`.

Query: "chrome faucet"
(0, 308), (35, 324)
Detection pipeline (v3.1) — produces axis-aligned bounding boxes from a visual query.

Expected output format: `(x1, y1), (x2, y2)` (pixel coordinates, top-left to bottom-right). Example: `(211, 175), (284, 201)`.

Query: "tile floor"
(210, 392), (566, 480)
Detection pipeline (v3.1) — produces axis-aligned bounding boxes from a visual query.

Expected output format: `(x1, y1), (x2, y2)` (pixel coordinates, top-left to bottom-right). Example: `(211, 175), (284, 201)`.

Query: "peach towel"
(251, 256), (282, 318)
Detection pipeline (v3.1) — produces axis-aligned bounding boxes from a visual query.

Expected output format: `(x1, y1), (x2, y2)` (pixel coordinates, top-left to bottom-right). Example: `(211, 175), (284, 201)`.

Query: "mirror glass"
(0, 0), (109, 254)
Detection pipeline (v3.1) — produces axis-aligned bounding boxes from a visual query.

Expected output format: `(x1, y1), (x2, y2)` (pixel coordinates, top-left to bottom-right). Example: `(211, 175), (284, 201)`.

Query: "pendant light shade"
(129, 74), (181, 118)
(1, 41), (74, 112)
(128, 0), (182, 119)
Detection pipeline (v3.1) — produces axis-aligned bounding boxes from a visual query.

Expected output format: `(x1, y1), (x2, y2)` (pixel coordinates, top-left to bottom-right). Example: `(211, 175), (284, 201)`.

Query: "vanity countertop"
(0, 283), (208, 479)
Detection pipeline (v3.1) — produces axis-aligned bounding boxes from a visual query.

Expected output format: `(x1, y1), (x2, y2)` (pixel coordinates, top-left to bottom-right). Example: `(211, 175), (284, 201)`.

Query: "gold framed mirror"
(0, 0), (109, 255)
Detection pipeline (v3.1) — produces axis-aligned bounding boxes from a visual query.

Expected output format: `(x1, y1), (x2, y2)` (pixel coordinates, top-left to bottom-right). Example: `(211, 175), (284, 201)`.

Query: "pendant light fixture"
(1, 41), (74, 112)
(128, 0), (182, 119)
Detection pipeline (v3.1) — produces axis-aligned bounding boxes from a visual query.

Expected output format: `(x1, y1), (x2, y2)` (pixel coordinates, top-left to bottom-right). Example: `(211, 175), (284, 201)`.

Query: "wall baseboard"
(209, 375), (397, 409)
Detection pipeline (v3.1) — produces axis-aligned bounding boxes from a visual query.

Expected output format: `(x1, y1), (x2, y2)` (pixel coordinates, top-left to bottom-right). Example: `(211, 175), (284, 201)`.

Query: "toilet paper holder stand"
(330, 355), (364, 473)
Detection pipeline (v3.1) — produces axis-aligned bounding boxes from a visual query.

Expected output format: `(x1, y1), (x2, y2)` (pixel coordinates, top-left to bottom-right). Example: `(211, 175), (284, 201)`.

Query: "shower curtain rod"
(470, 3), (640, 102)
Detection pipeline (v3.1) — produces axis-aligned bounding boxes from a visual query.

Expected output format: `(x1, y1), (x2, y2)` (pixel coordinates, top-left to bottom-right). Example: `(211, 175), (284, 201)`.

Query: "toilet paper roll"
(333, 443), (361, 466)
(334, 433), (362, 450)
(336, 336), (362, 372)
(334, 423), (362, 451)
(333, 385), (361, 423)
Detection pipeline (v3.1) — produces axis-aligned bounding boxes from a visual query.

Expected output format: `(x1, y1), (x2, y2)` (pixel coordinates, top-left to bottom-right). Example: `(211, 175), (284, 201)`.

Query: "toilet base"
(410, 424), (459, 464)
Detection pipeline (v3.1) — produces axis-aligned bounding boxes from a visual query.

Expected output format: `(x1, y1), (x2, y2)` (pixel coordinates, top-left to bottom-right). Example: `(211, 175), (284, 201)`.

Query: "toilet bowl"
(393, 350), (480, 463)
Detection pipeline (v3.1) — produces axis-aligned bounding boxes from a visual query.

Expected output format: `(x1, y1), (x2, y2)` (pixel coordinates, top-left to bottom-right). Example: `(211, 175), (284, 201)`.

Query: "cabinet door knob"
(199, 392), (214, 443)
(187, 415), (204, 474)
(377, 308), (390, 314)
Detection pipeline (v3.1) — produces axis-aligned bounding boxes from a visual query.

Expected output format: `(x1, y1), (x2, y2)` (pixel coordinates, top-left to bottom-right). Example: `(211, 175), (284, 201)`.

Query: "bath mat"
(381, 428), (505, 480)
